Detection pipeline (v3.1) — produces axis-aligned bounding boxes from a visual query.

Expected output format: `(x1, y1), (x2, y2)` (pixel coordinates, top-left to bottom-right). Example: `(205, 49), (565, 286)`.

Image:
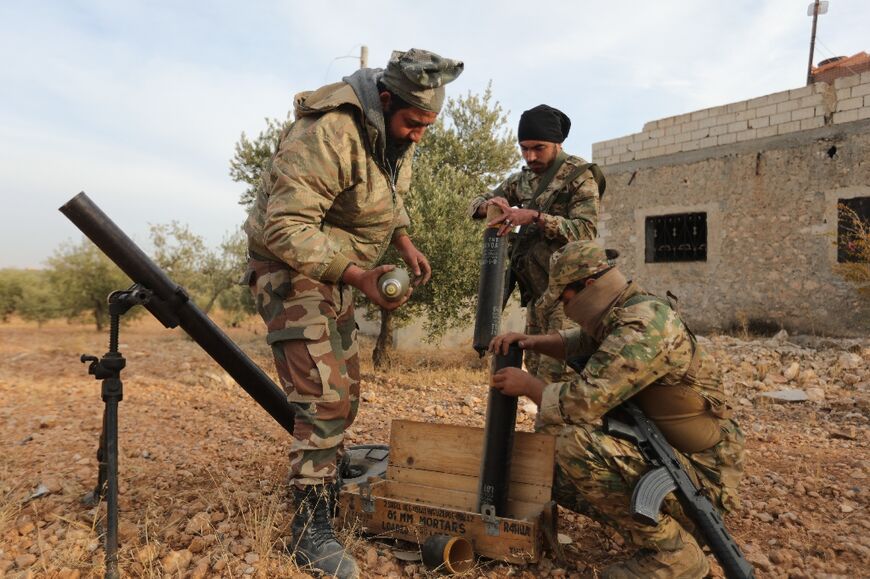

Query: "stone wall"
(592, 76), (870, 337)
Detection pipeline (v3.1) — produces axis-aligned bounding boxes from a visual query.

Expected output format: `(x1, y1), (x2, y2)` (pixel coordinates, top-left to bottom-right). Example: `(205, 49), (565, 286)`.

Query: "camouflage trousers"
(545, 419), (745, 550)
(247, 258), (360, 489)
(524, 299), (579, 384)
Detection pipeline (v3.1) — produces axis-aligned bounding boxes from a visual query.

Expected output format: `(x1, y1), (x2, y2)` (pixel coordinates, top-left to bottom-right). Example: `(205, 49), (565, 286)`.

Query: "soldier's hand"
(393, 235), (431, 286)
(343, 264), (411, 311)
(491, 367), (544, 404)
(488, 332), (531, 355)
(487, 207), (540, 237)
(480, 197), (510, 216)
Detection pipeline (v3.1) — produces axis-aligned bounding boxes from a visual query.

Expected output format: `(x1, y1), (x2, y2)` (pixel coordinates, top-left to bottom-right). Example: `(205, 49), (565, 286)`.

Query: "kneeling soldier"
(490, 240), (745, 578)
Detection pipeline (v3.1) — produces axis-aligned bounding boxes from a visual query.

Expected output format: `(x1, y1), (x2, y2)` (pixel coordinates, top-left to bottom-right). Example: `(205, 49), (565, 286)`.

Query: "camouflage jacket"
(244, 71), (413, 283)
(539, 282), (744, 509)
(539, 283), (730, 426)
(467, 152), (601, 303)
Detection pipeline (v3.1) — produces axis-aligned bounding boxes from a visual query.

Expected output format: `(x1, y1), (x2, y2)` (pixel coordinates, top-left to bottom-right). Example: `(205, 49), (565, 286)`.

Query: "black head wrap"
(517, 104), (571, 143)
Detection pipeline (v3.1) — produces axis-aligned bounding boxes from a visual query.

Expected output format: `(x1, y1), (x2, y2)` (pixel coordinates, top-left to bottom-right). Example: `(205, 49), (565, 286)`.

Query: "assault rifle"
(604, 402), (754, 579)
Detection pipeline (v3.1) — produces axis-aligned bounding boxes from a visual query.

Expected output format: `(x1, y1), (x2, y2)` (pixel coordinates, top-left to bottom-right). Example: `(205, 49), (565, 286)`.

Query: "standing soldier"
(467, 104), (605, 385)
(244, 49), (463, 579)
(489, 241), (745, 578)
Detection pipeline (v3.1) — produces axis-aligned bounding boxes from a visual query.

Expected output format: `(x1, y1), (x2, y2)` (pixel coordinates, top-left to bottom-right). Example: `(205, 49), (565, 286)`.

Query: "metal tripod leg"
(84, 409), (109, 507)
(102, 377), (121, 579)
(77, 287), (149, 578)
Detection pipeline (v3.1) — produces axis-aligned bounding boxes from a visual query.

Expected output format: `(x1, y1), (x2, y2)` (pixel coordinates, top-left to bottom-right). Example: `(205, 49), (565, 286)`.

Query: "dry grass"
(0, 464), (20, 538)
(207, 468), (310, 578)
(35, 505), (107, 576)
(835, 203), (870, 297)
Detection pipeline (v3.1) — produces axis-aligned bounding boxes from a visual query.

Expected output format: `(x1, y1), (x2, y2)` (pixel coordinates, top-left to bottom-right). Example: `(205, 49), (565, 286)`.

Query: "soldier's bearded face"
(520, 140), (561, 174)
(386, 107), (438, 146)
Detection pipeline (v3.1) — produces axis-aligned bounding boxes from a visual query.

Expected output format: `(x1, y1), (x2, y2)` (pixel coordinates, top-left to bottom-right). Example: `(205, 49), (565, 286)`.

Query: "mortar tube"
(478, 342), (523, 515)
(472, 205), (509, 357)
(59, 192), (296, 435)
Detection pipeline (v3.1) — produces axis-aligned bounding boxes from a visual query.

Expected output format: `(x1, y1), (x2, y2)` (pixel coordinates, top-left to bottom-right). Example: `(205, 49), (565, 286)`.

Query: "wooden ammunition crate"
(339, 419), (557, 564)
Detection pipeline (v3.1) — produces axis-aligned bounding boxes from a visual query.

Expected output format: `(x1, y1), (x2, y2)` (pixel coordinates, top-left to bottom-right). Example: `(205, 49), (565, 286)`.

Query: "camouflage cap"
(381, 48), (464, 113)
(541, 240), (612, 308)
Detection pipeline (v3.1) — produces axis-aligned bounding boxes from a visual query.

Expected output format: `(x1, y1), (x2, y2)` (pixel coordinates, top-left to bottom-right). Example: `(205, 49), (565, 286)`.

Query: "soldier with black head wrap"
(468, 104), (606, 390)
(244, 48), (463, 579)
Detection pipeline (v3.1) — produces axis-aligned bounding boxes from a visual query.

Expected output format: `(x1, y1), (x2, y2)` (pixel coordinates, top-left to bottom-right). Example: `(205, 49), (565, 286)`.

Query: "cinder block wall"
(592, 74), (870, 337)
(593, 73), (870, 166)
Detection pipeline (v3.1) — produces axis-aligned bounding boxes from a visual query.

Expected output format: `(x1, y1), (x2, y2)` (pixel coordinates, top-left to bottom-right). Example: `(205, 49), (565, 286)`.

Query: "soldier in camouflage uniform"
(244, 48), (463, 579)
(468, 105), (604, 385)
(490, 241), (745, 579)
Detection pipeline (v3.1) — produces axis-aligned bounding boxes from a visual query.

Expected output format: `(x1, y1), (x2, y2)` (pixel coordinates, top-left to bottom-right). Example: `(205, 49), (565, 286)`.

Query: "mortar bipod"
(79, 284), (150, 579)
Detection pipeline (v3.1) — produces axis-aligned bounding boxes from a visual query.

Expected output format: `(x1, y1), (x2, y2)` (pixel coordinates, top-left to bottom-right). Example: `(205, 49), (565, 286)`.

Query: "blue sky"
(1, 0), (867, 268)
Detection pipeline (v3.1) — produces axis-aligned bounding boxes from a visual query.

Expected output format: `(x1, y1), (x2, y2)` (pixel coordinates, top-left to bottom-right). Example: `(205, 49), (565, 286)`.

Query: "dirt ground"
(0, 316), (868, 578)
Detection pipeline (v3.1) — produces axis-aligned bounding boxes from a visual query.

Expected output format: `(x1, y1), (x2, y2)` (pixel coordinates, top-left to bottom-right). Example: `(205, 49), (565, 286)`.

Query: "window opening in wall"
(645, 213), (707, 263)
(838, 197), (869, 263)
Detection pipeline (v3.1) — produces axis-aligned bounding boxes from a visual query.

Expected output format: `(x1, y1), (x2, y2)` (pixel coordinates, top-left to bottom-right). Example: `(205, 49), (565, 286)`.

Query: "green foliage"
(150, 221), (208, 291)
(7, 225), (248, 330)
(45, 238), (132, 330)
(0, 269), (27, 322)
(230, 117), (293, 208)
(400, 85), (519, 339)
(217, 231), (257, 326)
(17, 274), (62, 327)
(418, 85), (519, 190)
(0, 269), (58, 323)
(150, 223), (248, 314)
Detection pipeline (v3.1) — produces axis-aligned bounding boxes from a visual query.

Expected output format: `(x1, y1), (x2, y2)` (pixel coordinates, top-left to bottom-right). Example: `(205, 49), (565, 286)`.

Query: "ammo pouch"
(623, 293), (730, 454)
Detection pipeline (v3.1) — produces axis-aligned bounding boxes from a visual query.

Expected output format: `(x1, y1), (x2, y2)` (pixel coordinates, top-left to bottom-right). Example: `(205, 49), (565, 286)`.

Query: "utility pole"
(360, 45), (368, 69)
(806, 0), (829, 85)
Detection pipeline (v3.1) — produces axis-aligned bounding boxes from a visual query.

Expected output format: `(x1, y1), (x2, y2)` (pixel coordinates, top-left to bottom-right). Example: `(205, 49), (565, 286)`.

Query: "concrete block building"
(592, 72), (870, 336)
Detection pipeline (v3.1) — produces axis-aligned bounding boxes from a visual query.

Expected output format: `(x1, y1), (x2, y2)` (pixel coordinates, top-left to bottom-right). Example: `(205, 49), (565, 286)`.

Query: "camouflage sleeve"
(263, 113), (361, 282)
(538, 301), (679, 426)
(538, 170), (599, 242)
(559, 327), (598, 359)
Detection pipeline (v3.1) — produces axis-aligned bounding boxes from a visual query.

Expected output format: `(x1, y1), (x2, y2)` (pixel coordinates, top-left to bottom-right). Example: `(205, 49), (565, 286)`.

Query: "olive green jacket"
(245, 72), (412, 283)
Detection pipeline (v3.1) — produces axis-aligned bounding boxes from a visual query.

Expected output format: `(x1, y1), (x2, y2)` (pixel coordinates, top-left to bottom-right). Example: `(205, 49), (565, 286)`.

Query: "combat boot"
(601, 527), (709, 579)
(291, 485), (360, 579)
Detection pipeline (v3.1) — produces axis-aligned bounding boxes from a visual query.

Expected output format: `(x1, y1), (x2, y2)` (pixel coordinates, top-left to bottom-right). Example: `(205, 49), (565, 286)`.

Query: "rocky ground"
(0, 317), (867, 578)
